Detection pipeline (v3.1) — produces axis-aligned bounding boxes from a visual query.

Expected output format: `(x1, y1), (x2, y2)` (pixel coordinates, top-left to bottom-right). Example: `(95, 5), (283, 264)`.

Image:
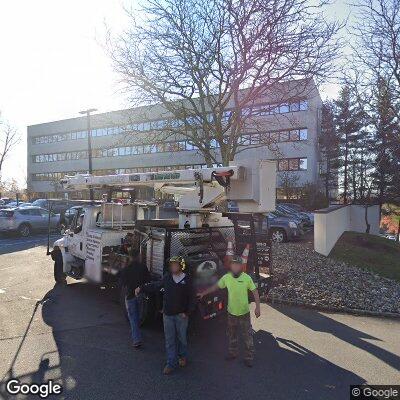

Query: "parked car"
(18, 202), (32, 207)
(227, 200), (239, 212)
(0, 206), (60, 237)
(162, 200), (177, 210)
(3, 201), (31, 208)
(270, 209), (304, 226)
(31, 199), (72, 214)
(276, 204), (312, 227)
(0, 198), (13, 204)
(263, 212), (304, 243)
(280, 203), (314, 225)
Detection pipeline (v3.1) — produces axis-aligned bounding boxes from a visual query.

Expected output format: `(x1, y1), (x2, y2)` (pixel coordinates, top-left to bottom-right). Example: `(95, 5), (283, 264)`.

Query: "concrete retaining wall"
(314, 204), (380, 256)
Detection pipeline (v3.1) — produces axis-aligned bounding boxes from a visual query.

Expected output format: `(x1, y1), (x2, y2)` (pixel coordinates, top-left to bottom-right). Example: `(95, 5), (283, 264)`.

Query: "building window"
(240, 128), (307, 145)
(289, 130), (299, 141)
(276, 188), (301, 200)
(278, 157), (308, 171)
(299, 158), (307, 170)
(299, 100), (308, 111)
(31, 98), (309, 146)
(299, 129), (308, 140)
(245, 99), (308, 116)
(279, 104), (290, 113)
(280, 131), (290, 142)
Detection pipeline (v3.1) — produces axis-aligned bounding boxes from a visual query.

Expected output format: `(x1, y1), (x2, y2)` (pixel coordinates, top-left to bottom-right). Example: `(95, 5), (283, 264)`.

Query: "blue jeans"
(163, 314), (188, 368)
(126, 297), (142, 344)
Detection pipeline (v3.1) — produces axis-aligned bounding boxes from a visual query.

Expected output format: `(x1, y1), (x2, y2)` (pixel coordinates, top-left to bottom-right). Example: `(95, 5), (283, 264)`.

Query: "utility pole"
(79, 108), (97, 201)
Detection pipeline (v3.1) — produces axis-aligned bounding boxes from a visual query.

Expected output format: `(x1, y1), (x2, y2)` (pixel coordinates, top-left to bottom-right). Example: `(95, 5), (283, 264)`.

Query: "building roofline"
(27, 78), (319, 129)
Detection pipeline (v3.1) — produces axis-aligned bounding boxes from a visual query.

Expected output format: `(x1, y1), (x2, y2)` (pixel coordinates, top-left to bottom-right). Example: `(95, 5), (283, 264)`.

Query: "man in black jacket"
(136, 256), (196, 374)
(120, 250), (150, 348)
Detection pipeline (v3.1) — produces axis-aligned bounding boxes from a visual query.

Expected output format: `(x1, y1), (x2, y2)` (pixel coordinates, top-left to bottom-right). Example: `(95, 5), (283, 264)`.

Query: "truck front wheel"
(54, 250), (67, 284)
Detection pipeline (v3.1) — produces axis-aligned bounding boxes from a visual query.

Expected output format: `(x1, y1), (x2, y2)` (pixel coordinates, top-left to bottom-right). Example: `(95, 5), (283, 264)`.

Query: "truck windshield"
(71, 209), (85, 231)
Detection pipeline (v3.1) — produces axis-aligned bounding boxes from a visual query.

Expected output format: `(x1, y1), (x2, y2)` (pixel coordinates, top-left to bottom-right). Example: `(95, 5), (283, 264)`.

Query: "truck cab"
(52, 202), (158, 283)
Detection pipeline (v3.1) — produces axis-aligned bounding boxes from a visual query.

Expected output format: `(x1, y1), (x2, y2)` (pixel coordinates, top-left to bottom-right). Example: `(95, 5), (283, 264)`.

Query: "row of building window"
(240, 128), (307, 145)
(32, 128), (308, 163)
(31, 100), (309, 145)
(246, 100), (308, 116)
(31, 158), (308, 182)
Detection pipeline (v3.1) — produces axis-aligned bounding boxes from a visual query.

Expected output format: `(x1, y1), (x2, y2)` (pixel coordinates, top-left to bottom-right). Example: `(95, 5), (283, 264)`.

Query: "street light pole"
(79, 108), (97, 201)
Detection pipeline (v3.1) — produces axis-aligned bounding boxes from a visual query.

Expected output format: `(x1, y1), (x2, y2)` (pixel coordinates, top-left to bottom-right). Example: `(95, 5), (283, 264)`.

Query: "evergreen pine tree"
(371, 78), (399, 204)
(334, 86), (365, 203)
(320, 101), (340, 200)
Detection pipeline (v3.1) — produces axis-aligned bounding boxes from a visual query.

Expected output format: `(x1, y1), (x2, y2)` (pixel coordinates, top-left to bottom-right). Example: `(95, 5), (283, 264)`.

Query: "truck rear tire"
(54, 251), (67, 284)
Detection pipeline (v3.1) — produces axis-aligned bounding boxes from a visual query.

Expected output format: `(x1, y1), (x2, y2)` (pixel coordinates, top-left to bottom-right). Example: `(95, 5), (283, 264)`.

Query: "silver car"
(0, 206), (60, 237)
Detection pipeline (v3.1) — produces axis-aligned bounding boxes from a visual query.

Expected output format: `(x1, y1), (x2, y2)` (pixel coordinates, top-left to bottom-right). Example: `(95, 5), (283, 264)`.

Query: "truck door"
(68, 209), (86, 259)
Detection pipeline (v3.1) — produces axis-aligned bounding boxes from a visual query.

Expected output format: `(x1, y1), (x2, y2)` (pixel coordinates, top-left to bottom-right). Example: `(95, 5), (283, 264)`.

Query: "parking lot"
(0, 233), (60, 256)
(0, 234), (399, 399)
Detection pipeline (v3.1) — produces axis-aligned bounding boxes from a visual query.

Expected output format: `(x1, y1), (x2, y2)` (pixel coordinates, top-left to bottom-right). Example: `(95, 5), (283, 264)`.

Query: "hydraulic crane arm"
(60, 160), (276, 214)
(60, 166), (242, 190)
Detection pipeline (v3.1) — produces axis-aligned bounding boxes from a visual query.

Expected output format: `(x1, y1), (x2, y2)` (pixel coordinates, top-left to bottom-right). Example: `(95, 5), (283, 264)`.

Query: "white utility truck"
(50, 160), (276, 323)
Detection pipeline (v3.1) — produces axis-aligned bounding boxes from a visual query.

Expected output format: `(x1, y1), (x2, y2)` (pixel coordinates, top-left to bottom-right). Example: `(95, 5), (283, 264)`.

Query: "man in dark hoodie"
(120, 250), (150, 348)
(136, 256), (196, 375)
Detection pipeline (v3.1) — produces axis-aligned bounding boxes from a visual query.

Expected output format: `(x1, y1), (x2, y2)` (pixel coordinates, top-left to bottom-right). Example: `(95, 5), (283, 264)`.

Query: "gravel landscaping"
(267, 242), (400, 315)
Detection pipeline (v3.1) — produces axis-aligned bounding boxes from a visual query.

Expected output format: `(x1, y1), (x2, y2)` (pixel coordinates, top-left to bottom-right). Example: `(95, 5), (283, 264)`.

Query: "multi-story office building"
(27, 80), (323, 199)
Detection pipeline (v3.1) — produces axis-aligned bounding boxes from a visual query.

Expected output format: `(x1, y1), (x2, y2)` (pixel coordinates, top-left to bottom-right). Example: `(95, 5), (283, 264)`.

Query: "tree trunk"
(343, 136), (348, 204)
(325, 158), (330, 199)
(364, 205), (370, 234)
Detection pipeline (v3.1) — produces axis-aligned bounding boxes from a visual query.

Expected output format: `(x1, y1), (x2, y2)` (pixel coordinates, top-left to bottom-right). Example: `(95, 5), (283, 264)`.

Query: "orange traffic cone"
(224, 240), (234, 268)
(241, 244), (250, 271)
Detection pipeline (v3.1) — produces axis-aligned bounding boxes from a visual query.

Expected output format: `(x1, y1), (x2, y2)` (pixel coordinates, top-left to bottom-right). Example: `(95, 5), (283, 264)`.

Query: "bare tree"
(109, 0), (342, 166)
(0, 117), (20, 180)
(279, 171), (300, 199)
(348, 0), (400, 201)
(352, 0), (400, 99)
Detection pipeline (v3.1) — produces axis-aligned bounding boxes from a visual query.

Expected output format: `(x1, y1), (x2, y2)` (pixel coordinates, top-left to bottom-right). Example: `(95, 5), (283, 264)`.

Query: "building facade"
(27, 80), (323, 199)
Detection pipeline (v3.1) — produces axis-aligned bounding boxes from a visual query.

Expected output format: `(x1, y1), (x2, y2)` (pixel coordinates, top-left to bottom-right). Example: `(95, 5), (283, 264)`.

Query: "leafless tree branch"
(108, 0), (343, 166)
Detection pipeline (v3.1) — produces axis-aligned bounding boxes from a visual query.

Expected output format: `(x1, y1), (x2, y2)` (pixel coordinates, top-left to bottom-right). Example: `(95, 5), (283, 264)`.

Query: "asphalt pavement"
(0, 234), (399, 400)
(0, 233), (60, 256)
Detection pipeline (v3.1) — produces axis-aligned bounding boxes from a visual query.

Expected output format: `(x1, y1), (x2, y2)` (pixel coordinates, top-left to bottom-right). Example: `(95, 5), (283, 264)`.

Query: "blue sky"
(0, 0), (351, 186)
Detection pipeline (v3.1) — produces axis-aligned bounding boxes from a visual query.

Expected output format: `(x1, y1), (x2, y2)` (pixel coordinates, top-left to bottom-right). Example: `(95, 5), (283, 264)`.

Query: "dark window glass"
(289, 130), (300, 141)
(299, 100), (308, 111)
(251, 134), (260, 144)
(288, 159), (300, 170)
(29, 209), (42, 216)
(241, 135), (251, 145)
(279, 131), (290, 142)
(278, 159), (289, 171)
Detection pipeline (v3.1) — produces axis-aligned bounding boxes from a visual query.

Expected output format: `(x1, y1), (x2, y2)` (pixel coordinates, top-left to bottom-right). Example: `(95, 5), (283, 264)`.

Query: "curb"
(264, 295), (400, 319)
